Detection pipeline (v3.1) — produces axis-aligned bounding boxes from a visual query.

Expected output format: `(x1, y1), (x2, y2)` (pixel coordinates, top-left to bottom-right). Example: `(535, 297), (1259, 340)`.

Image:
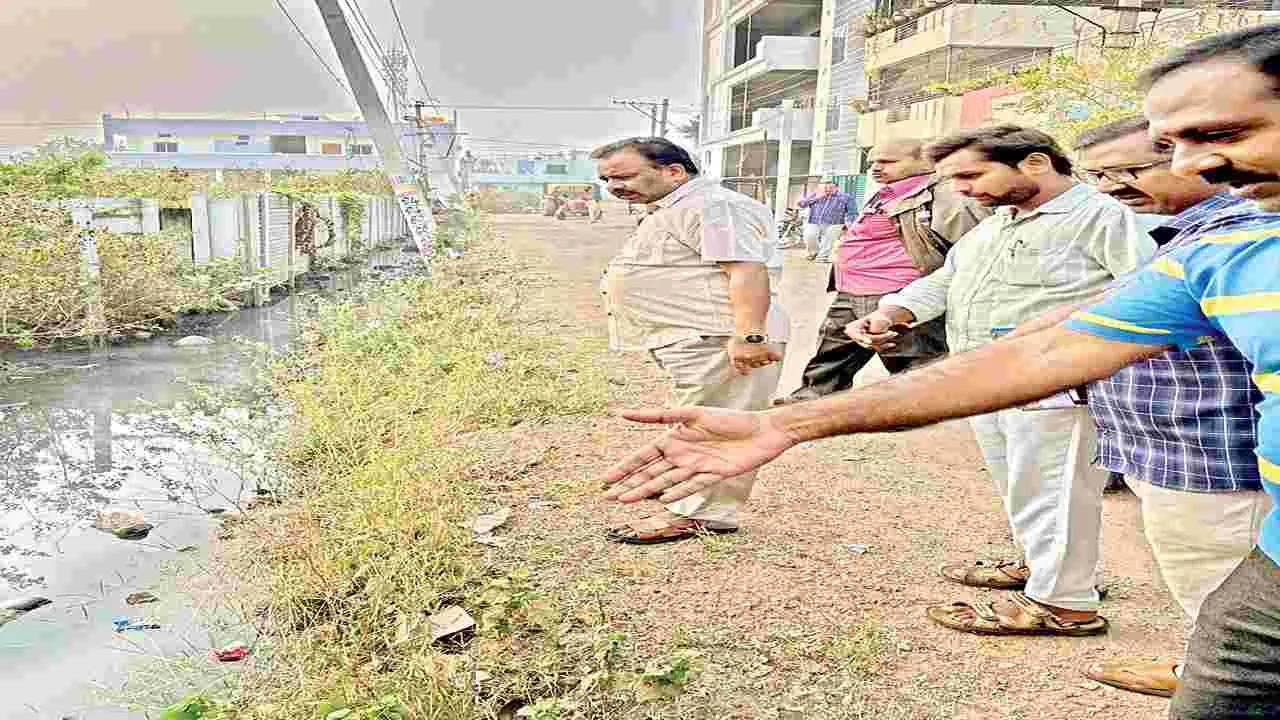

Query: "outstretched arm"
(603, 325), (1165, 503)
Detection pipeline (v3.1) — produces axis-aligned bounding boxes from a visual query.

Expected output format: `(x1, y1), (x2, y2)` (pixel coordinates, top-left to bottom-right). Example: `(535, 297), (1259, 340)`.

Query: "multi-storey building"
(101, 112), (454, 172)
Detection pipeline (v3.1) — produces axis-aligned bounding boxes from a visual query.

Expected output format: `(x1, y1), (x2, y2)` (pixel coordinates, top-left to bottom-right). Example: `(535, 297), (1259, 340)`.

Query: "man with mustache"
(600, 25), (1280, 719)
(1058, 116), (1269, 698)
(594, 136), (788, 545)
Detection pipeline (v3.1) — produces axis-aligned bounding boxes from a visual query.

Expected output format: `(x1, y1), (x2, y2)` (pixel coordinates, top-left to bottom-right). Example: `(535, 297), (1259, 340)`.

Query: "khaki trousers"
(1128, 478), (1271, 635)
(649, 335), (785, 525)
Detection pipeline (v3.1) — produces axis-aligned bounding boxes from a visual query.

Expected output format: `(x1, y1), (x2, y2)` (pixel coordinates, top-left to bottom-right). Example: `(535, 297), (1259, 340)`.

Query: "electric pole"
(313, 0), (435, 265)
(611, 97), (671, 138)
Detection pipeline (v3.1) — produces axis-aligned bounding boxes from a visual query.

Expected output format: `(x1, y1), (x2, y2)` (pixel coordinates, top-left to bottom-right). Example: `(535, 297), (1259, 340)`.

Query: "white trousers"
(1128, 478), (1271, 636)
(649, 335), (785, 526)
(969, 407), (1107, 611)
(802, 223), (842, 259)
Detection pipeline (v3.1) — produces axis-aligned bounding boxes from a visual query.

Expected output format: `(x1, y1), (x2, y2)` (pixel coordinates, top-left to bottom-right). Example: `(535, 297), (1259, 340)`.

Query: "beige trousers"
(1128, 478), (1271, 634)
(969, 407), (1108, 611)
(649, 335), (785, 526)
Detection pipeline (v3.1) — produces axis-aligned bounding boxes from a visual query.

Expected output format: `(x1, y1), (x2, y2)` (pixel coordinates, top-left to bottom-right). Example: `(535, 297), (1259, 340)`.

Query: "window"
(826, 93), (841, 132)
(321, 142), (343, 155)
(348, 144), (374, 156)
(894, 20), (919, 42)
(831, 26), (847, 65)
(154, 136), (178, 153)
(270, 135), (307, 154)
(545, 163), (568, 175)
(235, 134), (251, 146)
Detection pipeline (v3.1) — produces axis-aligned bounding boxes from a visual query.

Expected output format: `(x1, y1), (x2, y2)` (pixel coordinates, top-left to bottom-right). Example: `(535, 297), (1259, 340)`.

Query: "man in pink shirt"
(777, 139), (988, 404)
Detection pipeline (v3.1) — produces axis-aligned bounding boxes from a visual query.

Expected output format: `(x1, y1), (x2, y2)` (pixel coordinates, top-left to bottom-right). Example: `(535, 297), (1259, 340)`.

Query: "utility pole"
(611, 97), (670, 138)
(314, 0), (435, 265)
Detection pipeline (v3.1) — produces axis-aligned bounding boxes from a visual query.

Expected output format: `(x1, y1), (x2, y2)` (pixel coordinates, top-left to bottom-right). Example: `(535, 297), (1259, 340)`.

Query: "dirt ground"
(488, 207), (1184, 720)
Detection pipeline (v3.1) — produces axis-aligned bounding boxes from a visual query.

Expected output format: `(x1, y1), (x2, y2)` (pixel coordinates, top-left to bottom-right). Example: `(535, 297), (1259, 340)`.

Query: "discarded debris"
(176, 545), (199, 553)
(484, 351), (506, 369)
(845, 543), (871, 555)
(210, 641), (251, 662)
(527, 499), (559, 512)
(468, 508), (511, 535)
(173, 335), (215, 347)
(0, 596), (52, 627)
(126, 592), (160, 606)
(428, 605), (476, 643)
(112, 616), (160, 632)
(472, 534), (508, 548)
(94, 511), (155, 540)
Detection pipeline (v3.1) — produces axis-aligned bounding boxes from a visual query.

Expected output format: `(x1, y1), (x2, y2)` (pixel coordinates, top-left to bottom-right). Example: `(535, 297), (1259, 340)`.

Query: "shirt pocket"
(999, 238), (1080, 286)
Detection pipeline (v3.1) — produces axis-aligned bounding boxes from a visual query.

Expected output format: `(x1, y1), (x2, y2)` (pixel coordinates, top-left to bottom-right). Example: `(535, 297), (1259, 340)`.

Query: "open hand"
(601, 407), (798, 503)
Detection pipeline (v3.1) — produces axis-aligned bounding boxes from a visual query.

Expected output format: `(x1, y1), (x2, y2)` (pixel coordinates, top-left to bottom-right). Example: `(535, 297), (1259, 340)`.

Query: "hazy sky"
(0, 0), (703, 154)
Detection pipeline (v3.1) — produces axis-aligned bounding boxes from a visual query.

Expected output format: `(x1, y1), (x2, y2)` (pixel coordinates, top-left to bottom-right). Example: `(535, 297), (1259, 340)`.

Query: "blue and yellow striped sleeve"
(1063, 248), (1212, 350)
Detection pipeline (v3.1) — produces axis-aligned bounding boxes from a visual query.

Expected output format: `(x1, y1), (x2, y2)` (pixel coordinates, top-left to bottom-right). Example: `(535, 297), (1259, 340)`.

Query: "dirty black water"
(0, 267), (392, 719)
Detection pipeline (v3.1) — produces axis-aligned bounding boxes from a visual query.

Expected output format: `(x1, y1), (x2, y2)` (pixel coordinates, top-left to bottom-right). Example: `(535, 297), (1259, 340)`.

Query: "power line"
(387, 0), (438, 105)
(343, 0), (386, 60)
(274, 0), (352, 97)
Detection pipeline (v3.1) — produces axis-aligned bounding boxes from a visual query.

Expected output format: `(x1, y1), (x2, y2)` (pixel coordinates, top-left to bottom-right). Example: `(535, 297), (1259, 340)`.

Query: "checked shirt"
(1087, 193), (1264, 492)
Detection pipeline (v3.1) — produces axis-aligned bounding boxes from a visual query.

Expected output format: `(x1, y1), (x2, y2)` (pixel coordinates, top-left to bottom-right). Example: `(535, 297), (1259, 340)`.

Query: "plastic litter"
(112, 616), (161, 632)
(210, 641), (251, 662)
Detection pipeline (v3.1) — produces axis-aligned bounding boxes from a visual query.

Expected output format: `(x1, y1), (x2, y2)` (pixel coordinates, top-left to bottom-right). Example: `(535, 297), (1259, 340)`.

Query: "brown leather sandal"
(1082, 660), (1178, 698)
(605, 514), (738, 546)
(926, 593), (1109, 637)
(939, 559), (1030, 589)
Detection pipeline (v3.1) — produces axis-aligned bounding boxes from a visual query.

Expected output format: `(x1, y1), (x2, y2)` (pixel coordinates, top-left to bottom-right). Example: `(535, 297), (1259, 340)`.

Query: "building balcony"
(751, 106), (815, 142)
(717, 35), (819, 87)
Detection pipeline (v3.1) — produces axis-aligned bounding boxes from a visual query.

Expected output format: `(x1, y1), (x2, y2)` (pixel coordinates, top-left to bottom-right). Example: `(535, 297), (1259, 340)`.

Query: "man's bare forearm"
(769, 326), (1164, 443)
(721, 262), (771, 334)
(1007, 303), (1083, 339)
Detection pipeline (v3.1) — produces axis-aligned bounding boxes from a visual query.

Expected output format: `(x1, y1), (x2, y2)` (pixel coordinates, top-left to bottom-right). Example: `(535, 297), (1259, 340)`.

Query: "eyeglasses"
(1077, 159), (1171, 185)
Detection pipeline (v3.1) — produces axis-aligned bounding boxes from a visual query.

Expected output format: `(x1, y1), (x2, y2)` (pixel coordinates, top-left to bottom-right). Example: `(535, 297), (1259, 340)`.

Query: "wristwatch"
(743, 333), (768, 344)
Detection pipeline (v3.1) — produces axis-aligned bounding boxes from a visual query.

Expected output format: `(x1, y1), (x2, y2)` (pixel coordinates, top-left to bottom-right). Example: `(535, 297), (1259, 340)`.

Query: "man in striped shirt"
(599, 26), (1280, 718)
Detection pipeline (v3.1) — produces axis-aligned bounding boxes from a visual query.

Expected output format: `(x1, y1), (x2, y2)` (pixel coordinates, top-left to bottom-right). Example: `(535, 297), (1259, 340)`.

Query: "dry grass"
(131, 212), (1185, 720)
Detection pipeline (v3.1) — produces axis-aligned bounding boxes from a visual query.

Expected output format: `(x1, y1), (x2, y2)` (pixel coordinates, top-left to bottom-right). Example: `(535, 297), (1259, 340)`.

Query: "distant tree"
(673, 115), (700, 142)
(23, 135), (102, 161)
(927, 7), (1269, 146)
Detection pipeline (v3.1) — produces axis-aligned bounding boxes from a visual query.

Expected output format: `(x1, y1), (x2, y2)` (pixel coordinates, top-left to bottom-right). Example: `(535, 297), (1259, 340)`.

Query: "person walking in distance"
(777, 139), (988, 405)
(595, 137), (788, 544)
(797, 177), (855, 262)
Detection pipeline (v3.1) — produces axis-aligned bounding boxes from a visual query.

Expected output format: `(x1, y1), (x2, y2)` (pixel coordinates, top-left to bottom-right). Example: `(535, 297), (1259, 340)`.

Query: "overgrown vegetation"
(0, 193), (268, 345)
(0, 150), (391, 208)
(133, 228), (725, 717)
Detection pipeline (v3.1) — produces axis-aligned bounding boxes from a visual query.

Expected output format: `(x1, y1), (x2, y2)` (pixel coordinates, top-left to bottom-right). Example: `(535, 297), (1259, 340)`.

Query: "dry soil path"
(491, 209), (1184, 720)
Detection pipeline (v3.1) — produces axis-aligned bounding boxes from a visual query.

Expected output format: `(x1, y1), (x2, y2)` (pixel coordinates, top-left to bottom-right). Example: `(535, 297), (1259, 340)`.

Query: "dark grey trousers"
(1171, 548), (1280, 719)
(788, 291), (947, 402)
